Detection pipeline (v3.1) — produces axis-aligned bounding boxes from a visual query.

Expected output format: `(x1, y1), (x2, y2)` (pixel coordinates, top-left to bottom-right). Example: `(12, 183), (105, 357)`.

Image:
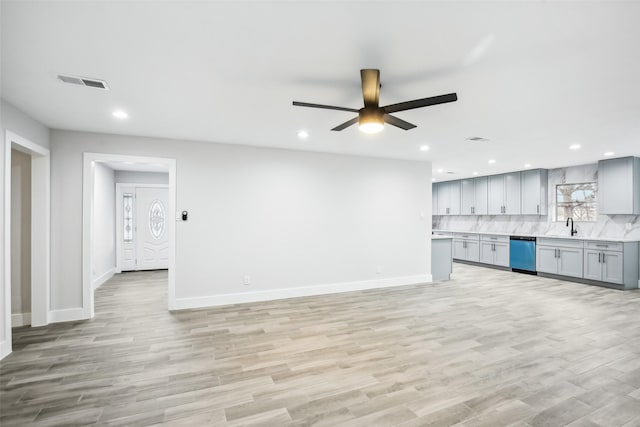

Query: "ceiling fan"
(292, 69), (457, 134)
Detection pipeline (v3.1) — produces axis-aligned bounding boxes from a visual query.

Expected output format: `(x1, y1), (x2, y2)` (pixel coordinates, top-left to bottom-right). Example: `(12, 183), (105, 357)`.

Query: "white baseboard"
(11, 312), (31, 327)
(49, 307), (89, 323)
(93, 267), (116, 290)
(172, 274), (433, 310)
(0, 339), (11, 361)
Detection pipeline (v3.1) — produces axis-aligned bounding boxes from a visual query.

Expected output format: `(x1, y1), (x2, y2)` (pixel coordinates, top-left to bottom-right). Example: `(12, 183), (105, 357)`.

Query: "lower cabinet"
(583, 242), (624, 285)
(536, 238), (583, 278)
(453, 233), (480, 262)
(479, 235), (510, 267)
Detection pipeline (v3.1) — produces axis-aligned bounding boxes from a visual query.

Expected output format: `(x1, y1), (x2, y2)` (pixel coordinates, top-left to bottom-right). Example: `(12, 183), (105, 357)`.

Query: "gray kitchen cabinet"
(437, 181), (461, 215)
(432, 183), (439, 215)
(488, 172), (521, 215)
(536, 238), (583, 278)
(453, 233), (480, 262)
(461, 177), (488, 215)
(598, 156), (640, 215)
(521, 169), (548, 215)
(583, 241), (625, 285)
(479, 234), (509, 267)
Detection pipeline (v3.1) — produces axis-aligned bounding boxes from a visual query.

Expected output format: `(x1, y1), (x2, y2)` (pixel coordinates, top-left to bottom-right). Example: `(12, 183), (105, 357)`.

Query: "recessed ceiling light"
(297, 130), (309, 139)
(472, 172), (479, 176)
(437, 168), (443, 173)
(603, 151), (615, 157)
(432, 178), (436, 182)
(569, 144), (581, 150)
(488, 159), (496, 164)
(420, 145), (430, 151)
(112, 110), (128, 119)
(524, 163), (532, 168)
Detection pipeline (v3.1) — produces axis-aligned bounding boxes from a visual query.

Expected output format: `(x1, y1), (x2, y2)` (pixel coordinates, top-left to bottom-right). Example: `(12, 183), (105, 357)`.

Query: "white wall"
(51, 130), (432, 312)
(92, 162), (115, 289)
(0, 99), (50, 357)
(10, 149), (31, 322)
(115, 171), (168, 185)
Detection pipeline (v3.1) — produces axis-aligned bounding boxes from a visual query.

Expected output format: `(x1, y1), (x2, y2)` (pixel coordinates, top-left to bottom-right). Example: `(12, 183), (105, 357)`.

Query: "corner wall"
(92, 163), (115, 289)
(50, 130), (432, 313)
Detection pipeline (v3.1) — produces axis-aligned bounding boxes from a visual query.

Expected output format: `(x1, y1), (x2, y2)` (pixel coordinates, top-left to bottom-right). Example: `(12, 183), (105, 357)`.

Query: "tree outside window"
(556, 183), (597, 222)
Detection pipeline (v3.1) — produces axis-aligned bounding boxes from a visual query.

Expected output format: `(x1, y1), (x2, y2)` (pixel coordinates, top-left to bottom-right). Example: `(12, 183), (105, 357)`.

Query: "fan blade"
(293, 101), (359, 113)
(383, 114), (416, 130)
(383, 93), (457, 113)
(331, 117), (359, 131)
(361, 69), (380, 108)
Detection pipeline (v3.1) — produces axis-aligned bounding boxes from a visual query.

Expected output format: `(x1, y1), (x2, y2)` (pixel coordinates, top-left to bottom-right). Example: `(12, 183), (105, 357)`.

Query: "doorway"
(1, 131), (50, 360)
(82, 153), (177, 319)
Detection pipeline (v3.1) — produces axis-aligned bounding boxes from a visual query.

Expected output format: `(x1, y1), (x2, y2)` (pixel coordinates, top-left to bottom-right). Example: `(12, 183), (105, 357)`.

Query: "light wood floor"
(2, 265), (640, 426)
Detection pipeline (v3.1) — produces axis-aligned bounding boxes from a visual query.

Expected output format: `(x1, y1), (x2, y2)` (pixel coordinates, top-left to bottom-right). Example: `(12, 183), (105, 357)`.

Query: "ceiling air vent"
(57, 74), (109, 90)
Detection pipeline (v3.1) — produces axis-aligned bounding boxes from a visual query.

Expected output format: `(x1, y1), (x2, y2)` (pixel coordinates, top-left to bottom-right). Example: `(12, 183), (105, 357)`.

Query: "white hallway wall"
(92, 162), (115, 289)
(51, 130), (432, 312)
(0, 99), (50, 355)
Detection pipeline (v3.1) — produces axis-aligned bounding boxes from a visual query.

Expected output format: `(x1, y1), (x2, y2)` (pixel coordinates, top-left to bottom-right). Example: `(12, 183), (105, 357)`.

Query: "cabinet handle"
(492, 243), (495, 251)
(598, 253), (601, 263)
(602, 253), (605, 263)
(471, 207), (474, 214)
(537, 205), (540, 214)
(446, 207), (450, 214)
(595, 244), (609, 248)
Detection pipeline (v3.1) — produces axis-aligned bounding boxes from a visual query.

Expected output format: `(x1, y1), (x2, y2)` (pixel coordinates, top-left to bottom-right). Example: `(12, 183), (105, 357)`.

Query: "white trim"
(83, 153), (177, 318)
(49, 308), (87, 324)
(12, 312), (31, 327)
(93, 267), (116, 290)
(172, 274), (433, 310)
(115, 183), (168, 273)
(2, 131), (51, 361)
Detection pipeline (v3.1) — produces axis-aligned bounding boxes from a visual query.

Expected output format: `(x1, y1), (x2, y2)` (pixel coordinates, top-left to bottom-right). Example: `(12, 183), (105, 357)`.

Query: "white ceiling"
(2, 1), (640, 181)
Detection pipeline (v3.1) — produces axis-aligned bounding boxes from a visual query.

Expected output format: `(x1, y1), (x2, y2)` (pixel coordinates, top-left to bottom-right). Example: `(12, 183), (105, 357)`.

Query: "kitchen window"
(556, 182), (597, 222)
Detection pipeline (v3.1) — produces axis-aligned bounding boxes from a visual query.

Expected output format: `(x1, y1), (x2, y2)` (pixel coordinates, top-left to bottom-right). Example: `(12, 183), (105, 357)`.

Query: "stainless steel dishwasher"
(510, 236), (537, 274)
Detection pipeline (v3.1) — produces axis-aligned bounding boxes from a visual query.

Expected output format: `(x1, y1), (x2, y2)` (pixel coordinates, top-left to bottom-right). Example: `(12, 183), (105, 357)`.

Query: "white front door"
(135, 187), (169, 270)
(118, 185), (169, 271)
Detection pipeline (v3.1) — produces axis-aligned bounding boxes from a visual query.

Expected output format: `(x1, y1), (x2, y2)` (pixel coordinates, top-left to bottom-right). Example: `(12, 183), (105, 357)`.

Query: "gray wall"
(92, 163), (115, 288)
(50, 130), (432, 310)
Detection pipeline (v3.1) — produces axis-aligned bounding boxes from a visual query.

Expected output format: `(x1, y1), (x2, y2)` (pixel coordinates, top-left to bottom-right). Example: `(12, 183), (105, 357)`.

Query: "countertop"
(432, 229), (639, 243)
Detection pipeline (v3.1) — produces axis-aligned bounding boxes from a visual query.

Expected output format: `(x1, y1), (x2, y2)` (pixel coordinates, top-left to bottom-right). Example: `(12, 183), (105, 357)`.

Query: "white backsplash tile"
(433, 163), (640, 240)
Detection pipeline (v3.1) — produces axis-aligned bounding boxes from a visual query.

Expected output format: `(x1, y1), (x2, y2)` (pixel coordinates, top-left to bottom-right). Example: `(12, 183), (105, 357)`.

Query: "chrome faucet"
(566, 217), (578, 236)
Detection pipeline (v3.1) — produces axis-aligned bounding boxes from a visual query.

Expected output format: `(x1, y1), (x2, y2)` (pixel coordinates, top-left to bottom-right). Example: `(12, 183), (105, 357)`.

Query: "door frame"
(2, 131), (50, 360)
(82, 153), (177, 318)
(115, 183), (169, 273)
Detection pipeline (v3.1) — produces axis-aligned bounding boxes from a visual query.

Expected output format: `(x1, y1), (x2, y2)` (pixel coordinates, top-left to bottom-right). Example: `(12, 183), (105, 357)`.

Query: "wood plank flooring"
(2, 264), (640, 426)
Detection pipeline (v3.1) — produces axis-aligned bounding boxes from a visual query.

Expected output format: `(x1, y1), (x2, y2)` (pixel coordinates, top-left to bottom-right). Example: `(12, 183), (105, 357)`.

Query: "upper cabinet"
(437, 180), (461, 215)
(461, 177), (488, 215)
(521, 169), (548, 215)
(488, 172), (521, 215)
(598, 157), (640, 215)
(432, 182), (439, 215)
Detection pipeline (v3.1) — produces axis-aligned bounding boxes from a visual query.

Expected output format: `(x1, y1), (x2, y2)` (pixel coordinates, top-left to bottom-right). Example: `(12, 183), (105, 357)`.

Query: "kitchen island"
(432, 235), (453, 281)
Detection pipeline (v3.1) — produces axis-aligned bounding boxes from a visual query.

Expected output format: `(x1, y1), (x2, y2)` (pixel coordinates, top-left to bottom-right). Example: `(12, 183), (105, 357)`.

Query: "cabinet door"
(453, 239), (466, 260)
(599, 157), (634, 214)
(601, 251), (623, 284)
(432, 183), (439, 215)
(449, 181), (461, 215)
(474, 176), (488, 215)
(494, 242), (510, 267)
(503, 172), (521, 215)
(461, 179), (475, 215)
(479, 241), (494, 264)
(438, 182), (450, 215)
(558, 248), (583, 278)
(521, 169), (542, 215)
(583, 250), (603, 281)
(537, 246), (558, 274)
(466, 240), (480, 263)
(488, 175), (504, 215)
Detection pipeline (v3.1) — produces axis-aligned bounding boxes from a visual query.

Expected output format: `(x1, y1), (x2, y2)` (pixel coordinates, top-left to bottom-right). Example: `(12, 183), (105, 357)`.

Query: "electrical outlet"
(376, 265), (382, 274)
(243, 275), (251, 285)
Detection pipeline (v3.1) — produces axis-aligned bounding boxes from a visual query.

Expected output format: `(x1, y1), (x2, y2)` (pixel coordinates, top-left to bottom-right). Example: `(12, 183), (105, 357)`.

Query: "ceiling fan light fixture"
(358, 108), (384, 134)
